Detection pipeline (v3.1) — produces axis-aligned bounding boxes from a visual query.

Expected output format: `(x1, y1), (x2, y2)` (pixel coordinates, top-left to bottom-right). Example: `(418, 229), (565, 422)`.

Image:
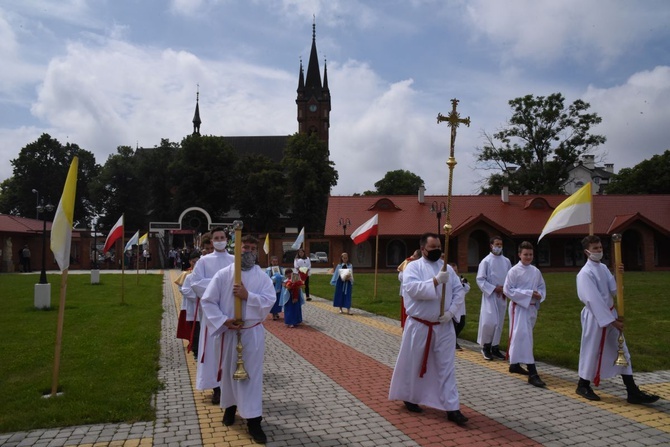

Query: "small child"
(503, 241), (547, 388)
(280, 268), (304, 328)
(449, 262), (469, 351)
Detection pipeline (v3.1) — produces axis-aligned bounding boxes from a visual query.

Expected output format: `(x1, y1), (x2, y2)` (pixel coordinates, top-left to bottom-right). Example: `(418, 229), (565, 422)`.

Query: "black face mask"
(426, 248), (442, 262)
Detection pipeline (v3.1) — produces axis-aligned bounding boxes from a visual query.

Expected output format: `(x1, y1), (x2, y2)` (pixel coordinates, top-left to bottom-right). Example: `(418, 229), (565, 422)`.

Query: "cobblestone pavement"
(1, 270), (668, 446)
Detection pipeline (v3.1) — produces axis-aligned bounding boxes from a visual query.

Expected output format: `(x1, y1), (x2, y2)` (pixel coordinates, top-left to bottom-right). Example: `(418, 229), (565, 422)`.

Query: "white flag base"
(91, 269), (100, 284)
(34, 283), (51, 309)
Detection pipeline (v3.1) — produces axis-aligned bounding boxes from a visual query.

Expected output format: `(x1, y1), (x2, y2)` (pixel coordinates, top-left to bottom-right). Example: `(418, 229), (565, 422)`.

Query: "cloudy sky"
(1, 0), (669, 196)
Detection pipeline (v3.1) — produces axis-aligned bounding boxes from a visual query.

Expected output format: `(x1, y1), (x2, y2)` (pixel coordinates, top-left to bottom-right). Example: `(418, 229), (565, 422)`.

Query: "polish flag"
(350, 214), (378, 245)
(103, 215), (124, 253)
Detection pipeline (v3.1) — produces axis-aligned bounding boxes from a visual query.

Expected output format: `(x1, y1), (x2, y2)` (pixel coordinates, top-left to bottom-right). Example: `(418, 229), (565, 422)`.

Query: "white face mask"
(491, 246), (503, 255)
(587, 250), (603, 262)
(213, 241), (227, 251)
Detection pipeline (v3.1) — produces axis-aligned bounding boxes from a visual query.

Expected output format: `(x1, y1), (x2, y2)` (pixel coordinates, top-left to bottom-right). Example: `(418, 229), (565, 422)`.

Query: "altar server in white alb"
(575, 235), (659, 404)
(476, 235), (512, 361)
(388, 232), (468, 426)
(201, 235), (276, 444)
(503, 241), (547, 388)
(190, 227), (234, 405)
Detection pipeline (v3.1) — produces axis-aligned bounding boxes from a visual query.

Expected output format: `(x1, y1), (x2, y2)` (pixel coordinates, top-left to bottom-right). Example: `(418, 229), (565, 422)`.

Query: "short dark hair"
(210, 227), (227, 238)
(419, 232), (440, 248)
(490, 235), (503, 245)
(241, 235), (258, 245)
(581, 235), (601, 250)
(518, 241), (534, 253)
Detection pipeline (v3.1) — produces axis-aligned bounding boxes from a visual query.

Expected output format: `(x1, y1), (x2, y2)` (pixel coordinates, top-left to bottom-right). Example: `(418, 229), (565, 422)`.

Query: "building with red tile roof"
(323, 191), (670, 273)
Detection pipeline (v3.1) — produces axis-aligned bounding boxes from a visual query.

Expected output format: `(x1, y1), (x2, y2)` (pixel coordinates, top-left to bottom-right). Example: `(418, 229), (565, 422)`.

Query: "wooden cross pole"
(436, 98), (470, 316)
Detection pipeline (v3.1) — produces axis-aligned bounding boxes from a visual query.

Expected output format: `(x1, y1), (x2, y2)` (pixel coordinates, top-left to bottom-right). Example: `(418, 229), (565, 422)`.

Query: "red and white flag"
(350, 214), (378, 245)
(103, 215), (124, 253)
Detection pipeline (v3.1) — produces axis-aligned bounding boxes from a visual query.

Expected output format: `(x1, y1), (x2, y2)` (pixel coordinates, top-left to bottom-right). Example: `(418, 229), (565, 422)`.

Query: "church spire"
(304, 17), (322, 98)
(192, 85), (201, 136)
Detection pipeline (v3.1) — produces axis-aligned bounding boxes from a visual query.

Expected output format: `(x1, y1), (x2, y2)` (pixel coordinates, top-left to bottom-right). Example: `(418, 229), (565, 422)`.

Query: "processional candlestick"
(436, 99), (470, 316)
(231, 220), (249, 381)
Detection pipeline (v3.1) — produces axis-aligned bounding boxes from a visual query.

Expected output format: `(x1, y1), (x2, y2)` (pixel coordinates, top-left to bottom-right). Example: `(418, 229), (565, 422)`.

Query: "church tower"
(192, 86), (201, 136)
(296, 20), (331, 149)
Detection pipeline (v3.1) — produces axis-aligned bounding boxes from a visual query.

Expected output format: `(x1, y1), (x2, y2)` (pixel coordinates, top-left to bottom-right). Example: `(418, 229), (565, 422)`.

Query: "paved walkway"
(1, 270), (669, 446)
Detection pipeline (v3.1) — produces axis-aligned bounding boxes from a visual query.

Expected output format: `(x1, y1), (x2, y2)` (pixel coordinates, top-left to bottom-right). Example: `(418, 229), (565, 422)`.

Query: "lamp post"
(430, 201), (447, 235)
(37, 200), (55, 284)
(338, 217), (351, 254)
(32, 189), (39, 220)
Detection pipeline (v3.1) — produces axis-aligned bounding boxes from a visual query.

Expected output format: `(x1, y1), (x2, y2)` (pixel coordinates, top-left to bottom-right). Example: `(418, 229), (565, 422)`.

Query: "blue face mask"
(492, 246), (503, 255)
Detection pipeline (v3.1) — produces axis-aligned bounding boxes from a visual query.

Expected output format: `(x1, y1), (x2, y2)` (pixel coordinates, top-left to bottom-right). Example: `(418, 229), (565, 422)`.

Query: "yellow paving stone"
(108, 441), (124, 447)
(121, 440), (140, 447)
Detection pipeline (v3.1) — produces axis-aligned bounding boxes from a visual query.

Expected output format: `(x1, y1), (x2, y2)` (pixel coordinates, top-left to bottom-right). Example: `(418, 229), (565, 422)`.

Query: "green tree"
(232, 154), (287, 232)
(282, 133), (338, 232)
(170, 135), (238, 220)
(477, 93), (606, 194)
(0, 133), (100, 226)
(606, 150), (670, 194)
(370, 169), (425, 195)
(135, 139), (179, 222)
(90, 146), (146, 232)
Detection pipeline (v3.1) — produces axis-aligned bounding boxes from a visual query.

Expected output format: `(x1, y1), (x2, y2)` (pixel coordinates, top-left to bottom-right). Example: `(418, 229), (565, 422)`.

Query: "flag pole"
(373, 232), (379, 299)
(136, 239), (140, 284)
(121, 224), (125, 304)
(50, 271), (68, 397)
(589, 182), (594, 236)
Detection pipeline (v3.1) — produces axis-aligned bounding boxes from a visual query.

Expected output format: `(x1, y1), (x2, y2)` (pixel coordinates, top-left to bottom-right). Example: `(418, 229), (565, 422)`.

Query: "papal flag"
(138, 232), (149, 246)
(263, 233), (270, 255)
(50, 157), (79, 271)
(538, 182), (592, 242)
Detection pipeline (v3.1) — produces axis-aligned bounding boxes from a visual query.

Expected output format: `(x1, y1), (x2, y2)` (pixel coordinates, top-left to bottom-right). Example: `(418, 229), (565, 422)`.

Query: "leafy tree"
(90, 146), (146, 232)
(232, 154), (287, 232)
(0, 133), (100, 226)
(606, 150), (670, 194)
(135, 139), (179, 222)
(169, 135), (238, 220)
(282, 133), (338, 232)
(370, 169), (425, 195)
(476, 93), (606, 194)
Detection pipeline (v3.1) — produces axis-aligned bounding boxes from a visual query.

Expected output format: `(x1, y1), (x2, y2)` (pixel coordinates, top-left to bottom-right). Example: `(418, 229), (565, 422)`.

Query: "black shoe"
(455, 343), (463, 351)
(576, 385), (601, 401)
(627, 388), (660, 405)
(509, 363), (530, 375)
(212, 387), (221, 405)
(481, 344), (493, 361)
(528, 374), (546, 388)
(247, 417), (267, 444)
(306, 297), (312, 301)
(446, 410), (468, 426)
(403, 401), (423, 413)
(222, 405), (237, 426)
(491, 346), (506, 360)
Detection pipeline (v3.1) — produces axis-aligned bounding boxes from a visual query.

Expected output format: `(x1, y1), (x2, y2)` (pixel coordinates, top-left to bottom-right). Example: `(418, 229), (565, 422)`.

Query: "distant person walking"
(21, 245), (31, 272)
(331, 253), (353, 314)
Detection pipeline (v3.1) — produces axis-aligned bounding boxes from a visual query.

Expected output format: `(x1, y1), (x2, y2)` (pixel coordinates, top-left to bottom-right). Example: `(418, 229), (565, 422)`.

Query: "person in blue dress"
(281, 268), (304, 327)
(266, 256), (284, 320)
(331, 253), (354, 314)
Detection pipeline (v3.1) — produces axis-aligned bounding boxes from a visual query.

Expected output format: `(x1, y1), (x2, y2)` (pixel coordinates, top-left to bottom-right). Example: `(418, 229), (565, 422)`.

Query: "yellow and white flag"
(138, 232), (149, 246)
(263, 233), (270, 255)
(50, 157), (79, 271)
(538, 183), (592, 242)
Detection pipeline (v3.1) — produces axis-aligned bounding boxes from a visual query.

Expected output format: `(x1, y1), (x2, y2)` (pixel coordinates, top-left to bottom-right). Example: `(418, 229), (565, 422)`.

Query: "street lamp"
(430, 201), (447, 235)
(337, 217), (351, 236)
(32, 189), (39, 219)
(37, 200), (55, 284)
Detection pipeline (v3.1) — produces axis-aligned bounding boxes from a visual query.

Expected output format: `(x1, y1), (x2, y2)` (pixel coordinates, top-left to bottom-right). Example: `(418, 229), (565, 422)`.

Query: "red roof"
(0, 213), (51, 234)
(325, 194), (670, 238)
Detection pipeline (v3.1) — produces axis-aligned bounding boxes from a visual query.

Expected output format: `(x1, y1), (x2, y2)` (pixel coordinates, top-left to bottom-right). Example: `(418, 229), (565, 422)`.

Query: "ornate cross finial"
(437, 98), (470, 128)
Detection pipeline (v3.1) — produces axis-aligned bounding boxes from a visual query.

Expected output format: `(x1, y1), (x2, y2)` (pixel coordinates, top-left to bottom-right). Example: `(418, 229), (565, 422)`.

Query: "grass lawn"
(0, 273), (163, 433)
(309, 270), (670, 372)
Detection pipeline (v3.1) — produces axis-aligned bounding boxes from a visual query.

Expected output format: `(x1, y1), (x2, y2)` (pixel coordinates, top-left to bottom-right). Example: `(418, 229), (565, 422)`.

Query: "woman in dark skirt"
(331, 253), (354, 314)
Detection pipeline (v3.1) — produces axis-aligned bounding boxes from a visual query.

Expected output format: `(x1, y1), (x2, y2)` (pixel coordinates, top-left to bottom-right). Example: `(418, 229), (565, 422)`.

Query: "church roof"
(324, 194), (670, 238)
(223, 136), (289, 163)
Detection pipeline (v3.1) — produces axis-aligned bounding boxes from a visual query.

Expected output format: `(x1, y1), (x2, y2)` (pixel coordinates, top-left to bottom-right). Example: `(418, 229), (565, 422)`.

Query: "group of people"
(391, 232), (659, 428)
(173, 228), (659, 443)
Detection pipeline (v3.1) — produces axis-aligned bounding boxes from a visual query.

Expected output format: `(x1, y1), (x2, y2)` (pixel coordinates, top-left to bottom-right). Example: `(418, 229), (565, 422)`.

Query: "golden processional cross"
(436, 99), (470, 316)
